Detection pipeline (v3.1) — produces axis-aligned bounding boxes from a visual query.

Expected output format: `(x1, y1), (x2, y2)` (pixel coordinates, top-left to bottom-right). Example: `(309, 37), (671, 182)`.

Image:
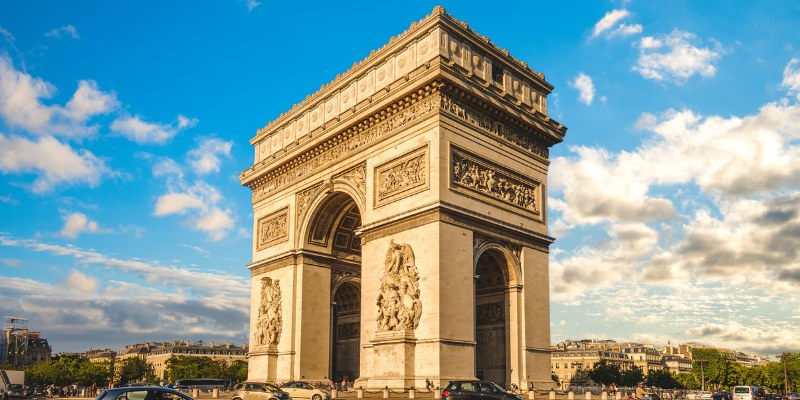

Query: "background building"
(1, 317), (52, 368)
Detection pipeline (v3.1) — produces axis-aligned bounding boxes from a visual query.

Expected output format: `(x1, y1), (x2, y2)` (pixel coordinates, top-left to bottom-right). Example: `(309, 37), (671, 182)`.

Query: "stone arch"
(473, 240), (522, 287)
(296, 175), (367, 250)
(473, 240), (523, 388)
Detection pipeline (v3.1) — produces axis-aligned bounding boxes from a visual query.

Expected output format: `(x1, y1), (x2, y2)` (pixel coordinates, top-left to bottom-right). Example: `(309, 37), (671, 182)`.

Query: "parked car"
(95, 387), (194, 400)
(231, 382), (291, 400)
(699, 392), (713, 400)
(442, 381), (523, 400)
(280, 382), (329, 400)
(712, 391), (733, 400)
(3, 384), (28, 399)
(785, 393), (800, 400)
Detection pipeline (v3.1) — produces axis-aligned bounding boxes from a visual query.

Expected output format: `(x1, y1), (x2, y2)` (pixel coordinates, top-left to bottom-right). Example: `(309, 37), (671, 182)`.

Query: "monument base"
(364, 329), (416, 389)
(247, 345), (280, 381)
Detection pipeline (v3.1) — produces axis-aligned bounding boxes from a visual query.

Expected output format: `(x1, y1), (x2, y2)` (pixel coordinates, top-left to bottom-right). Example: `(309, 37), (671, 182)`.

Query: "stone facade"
(240, 6), (566, 390)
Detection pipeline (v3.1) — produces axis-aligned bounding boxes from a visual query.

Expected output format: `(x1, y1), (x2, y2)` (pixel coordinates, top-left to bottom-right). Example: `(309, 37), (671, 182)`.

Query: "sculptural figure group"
(376, 240), (422, 332)
(255, 277), (283, 346)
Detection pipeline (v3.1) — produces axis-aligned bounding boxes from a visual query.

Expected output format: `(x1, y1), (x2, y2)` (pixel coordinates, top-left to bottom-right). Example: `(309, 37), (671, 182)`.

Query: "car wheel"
(313, 395), (322, 400)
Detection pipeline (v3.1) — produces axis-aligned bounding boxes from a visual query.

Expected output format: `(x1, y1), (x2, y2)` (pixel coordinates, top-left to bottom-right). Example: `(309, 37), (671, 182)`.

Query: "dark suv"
(443, 381), (522, 400)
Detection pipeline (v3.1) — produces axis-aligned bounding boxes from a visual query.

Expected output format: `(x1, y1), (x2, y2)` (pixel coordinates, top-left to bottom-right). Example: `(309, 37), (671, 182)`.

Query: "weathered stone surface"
(241, 6), (565, 390)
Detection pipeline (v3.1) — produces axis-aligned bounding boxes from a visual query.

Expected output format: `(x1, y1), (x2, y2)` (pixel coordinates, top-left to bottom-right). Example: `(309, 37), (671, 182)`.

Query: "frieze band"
(375, 145), (429, 206)
(451, 146), (540, 215)
(248, 87), (557, 202)
(257, 207), (289, 251)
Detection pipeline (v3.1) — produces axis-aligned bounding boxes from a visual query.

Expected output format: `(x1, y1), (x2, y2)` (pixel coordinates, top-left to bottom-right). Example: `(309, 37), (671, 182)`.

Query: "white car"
(279, 382), (330, 400)
(700, 392), (713, 400)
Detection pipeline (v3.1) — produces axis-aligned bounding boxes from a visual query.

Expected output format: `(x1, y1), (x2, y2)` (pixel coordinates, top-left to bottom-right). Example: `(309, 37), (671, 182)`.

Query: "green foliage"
(621, 366), (645, 387)
(118, 357), (155, 385)
(24, 356), (112, 386)
(588, 360), (623, 386)
(225, 360), (248, 384)
(646, 368), (680, 389)
(674, 372), (700, 390)
(164, 356), (248, 383)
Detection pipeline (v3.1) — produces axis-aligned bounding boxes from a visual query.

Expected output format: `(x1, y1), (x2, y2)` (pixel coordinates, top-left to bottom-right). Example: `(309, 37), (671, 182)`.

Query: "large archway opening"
(474, 249), (509, 386)
(305, 192), (362, 385)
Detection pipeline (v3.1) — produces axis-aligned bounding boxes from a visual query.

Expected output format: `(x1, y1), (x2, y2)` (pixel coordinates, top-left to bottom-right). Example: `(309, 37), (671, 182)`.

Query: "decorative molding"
(254, 277), (282, 347)
(375, 144), (430, 207)
(377, 241), (422, 332)
(247, 5), (556, 155)
(247, 84), (442, 202)
(476, 302), (504, 324)
(296, 182), (323, 236)
(335, 162), (367, 200)
(256, 207), (289, 251)
(450, 146), (541, 216)
(358, 206), (553, 253)
(440, 90), (550, 161)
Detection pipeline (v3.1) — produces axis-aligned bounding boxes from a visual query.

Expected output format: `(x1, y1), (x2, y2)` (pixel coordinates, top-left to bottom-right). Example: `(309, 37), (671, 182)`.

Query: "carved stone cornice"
(244, 83), (443, 201)
(250, 6), (553, 145)
(244, 86), (562, 201)
(240, 6), (568, 190)
(249, 249), (361, 277)
(358, 205), (554, 252)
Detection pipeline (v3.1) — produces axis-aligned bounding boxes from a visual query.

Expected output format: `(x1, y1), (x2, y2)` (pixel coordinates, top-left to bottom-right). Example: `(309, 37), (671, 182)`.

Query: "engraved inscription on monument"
(255, 277), (283, 347)
(376, 241), (422, 332)
(257, 207), (289, 250)
(451, 146), (541, 215)
(375, 145), (429, 206)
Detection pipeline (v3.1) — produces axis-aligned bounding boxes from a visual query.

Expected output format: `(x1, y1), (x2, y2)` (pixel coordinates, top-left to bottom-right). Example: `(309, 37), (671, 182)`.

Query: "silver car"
(280, 382), (330, 400)
(231, 382), (291, 400)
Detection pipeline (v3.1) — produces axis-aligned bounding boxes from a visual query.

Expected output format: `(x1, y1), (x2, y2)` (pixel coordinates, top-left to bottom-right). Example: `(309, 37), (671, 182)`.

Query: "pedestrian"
(425, 379), (433, 391)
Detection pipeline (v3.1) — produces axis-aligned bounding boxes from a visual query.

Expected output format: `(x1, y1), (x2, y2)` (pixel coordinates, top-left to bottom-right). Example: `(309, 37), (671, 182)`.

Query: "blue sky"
(1, 1), (798, 355)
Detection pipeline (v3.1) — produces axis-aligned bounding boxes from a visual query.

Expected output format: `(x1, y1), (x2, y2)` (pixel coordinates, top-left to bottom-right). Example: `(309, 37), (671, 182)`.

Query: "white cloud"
(110, 114), (191, 145)
(59, 212), (105, 239)
(196, 209), (235, 241)
(0, 55), (118, 138)
(154, 192), (206, 216)
(0, 235), (249, 351)
(177, 115), (198, 129)
(245, 0), (261, 12)
(62, 270), (98, 293)
(591, 9), (642, 40)
(153, 182), (235, 241)
(188, 137), (232, 175)
(0, 133), (111, 192)
(781, 58), (800, 101)
(634, 30), (723, 83)
(570, 72), (596, 105)
(592, 9), (629, 38)
(0, 27), (15, 42)
(45, 25), (80, 40)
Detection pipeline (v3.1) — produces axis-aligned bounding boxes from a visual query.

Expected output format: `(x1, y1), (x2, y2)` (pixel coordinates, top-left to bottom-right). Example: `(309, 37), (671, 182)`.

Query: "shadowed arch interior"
(308, 192), (362, 256)
(474, 248), (509, 386)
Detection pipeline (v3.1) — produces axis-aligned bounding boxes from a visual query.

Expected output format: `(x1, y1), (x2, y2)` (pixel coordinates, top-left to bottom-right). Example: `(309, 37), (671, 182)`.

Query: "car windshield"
(263, 384), (280, 391)
(8, 385), (23, 390)
(487, 383), (506, 393)
(734, 388), (750, 393)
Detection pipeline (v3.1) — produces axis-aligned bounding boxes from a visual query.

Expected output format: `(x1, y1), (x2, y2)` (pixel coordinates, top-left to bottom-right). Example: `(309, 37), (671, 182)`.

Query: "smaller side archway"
(331, 277), (361, 384)
(473, 241), (522, 388)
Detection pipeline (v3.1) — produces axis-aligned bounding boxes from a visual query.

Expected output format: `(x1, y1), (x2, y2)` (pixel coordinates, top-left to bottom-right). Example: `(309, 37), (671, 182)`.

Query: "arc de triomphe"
(239, 6), (566, 390)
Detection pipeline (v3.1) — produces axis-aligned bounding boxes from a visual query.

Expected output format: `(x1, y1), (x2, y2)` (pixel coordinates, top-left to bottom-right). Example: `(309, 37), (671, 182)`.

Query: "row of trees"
(563, 350), (800, 394)
(21, 355), (247, 387)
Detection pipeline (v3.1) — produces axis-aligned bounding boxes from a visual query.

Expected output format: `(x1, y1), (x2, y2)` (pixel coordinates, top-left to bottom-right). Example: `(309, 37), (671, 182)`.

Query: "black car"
(442, 381), (522, 400)
(712, 392), (732, 400)
(95, 387), (195, 400)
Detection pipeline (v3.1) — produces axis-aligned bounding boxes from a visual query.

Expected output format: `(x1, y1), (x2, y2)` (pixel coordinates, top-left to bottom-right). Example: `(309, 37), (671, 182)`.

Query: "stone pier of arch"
(239, 6), (566, 391)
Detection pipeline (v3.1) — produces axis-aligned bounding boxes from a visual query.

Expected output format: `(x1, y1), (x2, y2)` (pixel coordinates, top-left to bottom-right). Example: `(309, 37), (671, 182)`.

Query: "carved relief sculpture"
(451, 147), (540, 214)
(257, 208), (289, 250)
(255, 277), (282, 347)
(376, 240), (422, 332)
(375, 145), (429, 206)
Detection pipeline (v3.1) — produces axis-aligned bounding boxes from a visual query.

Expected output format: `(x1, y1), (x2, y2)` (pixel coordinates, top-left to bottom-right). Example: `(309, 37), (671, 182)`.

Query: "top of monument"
(253, 6), (553, 141)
